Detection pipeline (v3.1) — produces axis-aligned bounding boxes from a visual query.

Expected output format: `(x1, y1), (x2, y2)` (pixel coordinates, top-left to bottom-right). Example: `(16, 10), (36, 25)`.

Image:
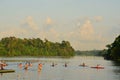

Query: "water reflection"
(112, 61), (120, 66)
(112, 61), (120, 78)
(0, 73), (3, 77)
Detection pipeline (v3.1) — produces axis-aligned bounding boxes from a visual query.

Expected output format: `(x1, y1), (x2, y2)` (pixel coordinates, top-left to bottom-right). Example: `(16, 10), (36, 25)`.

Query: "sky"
(0, 0), (120, 50)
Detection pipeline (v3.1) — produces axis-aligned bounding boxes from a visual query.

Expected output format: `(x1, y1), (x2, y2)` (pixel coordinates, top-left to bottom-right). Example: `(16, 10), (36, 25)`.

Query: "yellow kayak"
(0, 69), (15, 73)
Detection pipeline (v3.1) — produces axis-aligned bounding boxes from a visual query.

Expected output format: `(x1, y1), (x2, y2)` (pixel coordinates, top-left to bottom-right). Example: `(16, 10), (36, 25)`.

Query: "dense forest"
(0, 37), (75, 57)
(105, 35), (120, 61)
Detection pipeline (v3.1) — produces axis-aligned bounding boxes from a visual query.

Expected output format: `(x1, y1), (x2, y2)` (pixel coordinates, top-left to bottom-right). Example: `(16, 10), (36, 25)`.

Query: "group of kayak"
(0, 61), (104, 73)
(18, 62), (43, 72)
(79, 63), (104, 69)
(0, 61), (43, 73)
(51, 62), (68, 67)
(51, 62), (104, 69)
(18, 62), (69, 71)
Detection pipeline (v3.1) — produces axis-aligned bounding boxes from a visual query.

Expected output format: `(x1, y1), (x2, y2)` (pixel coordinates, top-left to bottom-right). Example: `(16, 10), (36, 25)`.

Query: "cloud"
(63, 19), (107, 50)
(76, 22), (81, 27)
(35, 28), (61, 42)
(74, 19), (106, 42)
(79, 20), (94, 40)
(94, 16), (103, 22)
(46, 17), (53, 25)
(59, 19), (95, 41)
(0, 27), (27, 38)
(43, 17), (54, 31)
(22, 16), (38, 30)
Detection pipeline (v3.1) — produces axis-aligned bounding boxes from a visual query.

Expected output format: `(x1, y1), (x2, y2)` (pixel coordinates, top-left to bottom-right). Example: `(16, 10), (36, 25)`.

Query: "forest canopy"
(0, 37), (75, 57)
(105, 35), (120, 61)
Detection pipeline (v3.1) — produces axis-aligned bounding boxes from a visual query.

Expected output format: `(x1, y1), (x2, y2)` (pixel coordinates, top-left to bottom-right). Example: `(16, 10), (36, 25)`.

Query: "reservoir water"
(0, 56), (120, 80)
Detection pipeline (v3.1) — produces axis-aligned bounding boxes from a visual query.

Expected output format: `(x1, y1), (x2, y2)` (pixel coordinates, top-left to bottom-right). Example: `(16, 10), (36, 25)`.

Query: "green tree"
(105, 35), (120, 61)
(0, 37), (75, 57)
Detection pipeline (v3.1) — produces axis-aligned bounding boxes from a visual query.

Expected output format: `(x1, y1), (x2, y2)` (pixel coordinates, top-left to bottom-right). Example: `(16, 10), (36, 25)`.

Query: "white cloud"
(76, 19), (106, 42)
(79, 20), (94, 40)
(46, 17), (53, 25)
(76, 22), (81, 27)
(23, 16), (38, 30)
(0, 27), (27, 38)
(42, 17), (54, 31)
(36, 28), (61, 42)
(94, 16), (103, 22)
(63, 19), (107, 50)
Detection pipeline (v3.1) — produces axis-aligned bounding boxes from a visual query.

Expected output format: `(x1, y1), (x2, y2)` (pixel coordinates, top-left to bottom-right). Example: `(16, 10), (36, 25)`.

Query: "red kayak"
(91, 66), (104, 69)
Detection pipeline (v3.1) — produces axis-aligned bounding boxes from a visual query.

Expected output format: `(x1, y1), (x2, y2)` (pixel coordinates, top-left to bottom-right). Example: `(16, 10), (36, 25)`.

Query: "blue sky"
(0, 0), (120, 50)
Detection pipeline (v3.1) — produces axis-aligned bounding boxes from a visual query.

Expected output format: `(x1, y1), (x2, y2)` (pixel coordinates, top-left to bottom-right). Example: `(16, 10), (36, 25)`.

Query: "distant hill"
(75, 50), (106, 56)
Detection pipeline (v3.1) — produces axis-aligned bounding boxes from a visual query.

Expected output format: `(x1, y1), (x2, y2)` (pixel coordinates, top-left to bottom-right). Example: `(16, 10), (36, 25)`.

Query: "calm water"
(0, 56), (120, 80)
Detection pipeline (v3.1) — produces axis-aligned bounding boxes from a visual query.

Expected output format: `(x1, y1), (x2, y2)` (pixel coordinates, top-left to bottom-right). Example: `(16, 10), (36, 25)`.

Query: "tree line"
(105, 35), (120, 61)
(0, 37), (75, 57)
(75, 50), (106, 56)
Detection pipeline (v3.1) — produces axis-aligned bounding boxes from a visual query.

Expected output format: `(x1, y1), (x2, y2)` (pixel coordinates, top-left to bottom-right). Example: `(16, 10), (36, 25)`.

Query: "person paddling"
(82, 62), (85, 66)
(0, 63), (4, 70)
(96, 64), (100, 68)
(64, 63), (67, 67)
(0, 61), (6, 70)
(24, 63), (28, 70)
(18, 63), (22, 68)
(38, 63), (42, 72)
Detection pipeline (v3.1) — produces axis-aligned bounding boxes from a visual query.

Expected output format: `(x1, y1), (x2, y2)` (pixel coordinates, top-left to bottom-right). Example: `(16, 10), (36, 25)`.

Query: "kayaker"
(51, 62), (55, 67)
(65, 63), (67, 67)
(24, 63), (28, 70)
(38, 63), (42, 71)
(0, 61), (4, 70)
(96, 64), (100, 67)
(82, 62), (85, 66)
(28, 62), (32, 67)
(0, 64), (4, 70)
(18, 63), (22, 68)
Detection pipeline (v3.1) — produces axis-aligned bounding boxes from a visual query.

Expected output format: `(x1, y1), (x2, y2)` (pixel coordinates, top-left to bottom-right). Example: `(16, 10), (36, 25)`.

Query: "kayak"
(79, 65), (88, 67)
(0, 69), (15, 73)
(91, 66), (104, 69)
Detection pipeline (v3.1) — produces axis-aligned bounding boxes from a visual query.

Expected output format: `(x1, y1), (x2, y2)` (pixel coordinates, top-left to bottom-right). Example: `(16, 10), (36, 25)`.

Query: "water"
(0, 56), (120, 80)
